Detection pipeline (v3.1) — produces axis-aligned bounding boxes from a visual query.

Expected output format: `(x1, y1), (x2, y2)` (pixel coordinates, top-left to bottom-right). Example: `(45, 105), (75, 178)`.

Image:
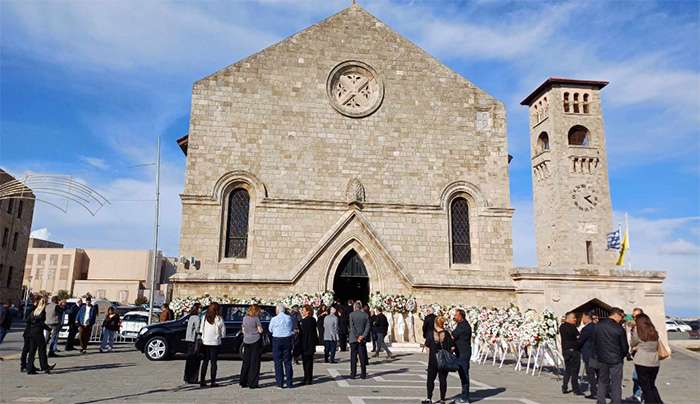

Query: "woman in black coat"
(423, 316), (453, 404)
(299, 305), (319, 385)
(26, 298), (55, 375)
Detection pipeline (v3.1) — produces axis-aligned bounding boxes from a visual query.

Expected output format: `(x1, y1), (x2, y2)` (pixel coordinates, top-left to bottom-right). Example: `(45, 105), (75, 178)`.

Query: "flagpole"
(625, 212), (631, 270)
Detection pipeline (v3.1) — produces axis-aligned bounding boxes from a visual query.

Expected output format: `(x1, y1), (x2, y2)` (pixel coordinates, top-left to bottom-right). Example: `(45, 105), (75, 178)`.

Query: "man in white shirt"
(269, 304), (295, 388)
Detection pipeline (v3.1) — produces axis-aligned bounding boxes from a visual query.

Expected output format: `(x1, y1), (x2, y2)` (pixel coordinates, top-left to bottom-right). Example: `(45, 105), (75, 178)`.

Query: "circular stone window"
(326, 60), (384, 118)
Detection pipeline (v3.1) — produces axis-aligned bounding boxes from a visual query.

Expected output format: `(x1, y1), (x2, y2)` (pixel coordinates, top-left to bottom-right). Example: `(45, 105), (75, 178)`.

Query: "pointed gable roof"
(195, 4), (494, 100)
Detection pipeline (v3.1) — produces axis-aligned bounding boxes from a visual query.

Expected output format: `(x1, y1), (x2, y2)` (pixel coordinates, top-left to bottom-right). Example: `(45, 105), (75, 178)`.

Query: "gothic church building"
(173, 5), (666, 327)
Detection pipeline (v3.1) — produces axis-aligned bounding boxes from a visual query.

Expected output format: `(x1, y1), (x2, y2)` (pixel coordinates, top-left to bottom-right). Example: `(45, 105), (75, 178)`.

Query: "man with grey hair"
(269, 303), (295, 388)
(349, 300), (370, 379)
(323, 307), (339, 363)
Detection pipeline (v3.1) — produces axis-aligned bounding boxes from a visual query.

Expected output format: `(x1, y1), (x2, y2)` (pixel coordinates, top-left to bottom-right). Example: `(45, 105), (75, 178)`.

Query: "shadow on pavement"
(74, 384), (202, 404)
(469, 387), (507, 402)
(51, 363), (136, 374)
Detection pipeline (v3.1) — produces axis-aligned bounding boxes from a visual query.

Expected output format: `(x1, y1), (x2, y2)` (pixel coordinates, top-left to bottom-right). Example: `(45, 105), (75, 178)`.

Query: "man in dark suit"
(299, 305), (319, 385)
(578, 311), (598, 399)
(560, 311), (583, 395)
(64, 299), (81, 351)
(348, 301), (370, 379)
(452, 309), (472, 404)
(593, 307), (629, 404)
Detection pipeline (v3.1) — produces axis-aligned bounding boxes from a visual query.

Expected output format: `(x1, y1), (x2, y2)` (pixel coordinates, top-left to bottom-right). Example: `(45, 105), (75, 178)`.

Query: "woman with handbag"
(240, 304), (265, 388)
(422, 316), (453, 404)
(630, 314), (664, 404)
(199, 302), (225, 388)
(183, 303), (201, 384)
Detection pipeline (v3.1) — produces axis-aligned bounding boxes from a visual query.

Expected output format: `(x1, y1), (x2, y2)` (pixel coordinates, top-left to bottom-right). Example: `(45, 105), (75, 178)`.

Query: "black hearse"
(135, 304), (275, 360)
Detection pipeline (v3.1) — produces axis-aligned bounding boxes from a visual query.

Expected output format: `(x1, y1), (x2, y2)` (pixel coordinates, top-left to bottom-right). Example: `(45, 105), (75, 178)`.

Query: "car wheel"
(145, 336), (169, 361)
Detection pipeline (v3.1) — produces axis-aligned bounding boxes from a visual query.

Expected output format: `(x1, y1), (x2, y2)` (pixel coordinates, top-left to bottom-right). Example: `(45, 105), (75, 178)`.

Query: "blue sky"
(1, 0), (698, 316)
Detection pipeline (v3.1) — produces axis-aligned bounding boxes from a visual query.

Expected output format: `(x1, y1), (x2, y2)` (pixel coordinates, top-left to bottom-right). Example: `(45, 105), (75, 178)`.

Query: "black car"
(135, 304), (275, 361)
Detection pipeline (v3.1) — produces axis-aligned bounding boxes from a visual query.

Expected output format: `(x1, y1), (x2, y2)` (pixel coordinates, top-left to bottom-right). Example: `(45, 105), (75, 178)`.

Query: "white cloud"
(2, 1), (280, 72)
(9, 161), (184, 255)
(29, 227), (51, 241)
(658, 239), (700, 256)
(79, 156), (108, 170)
(419, 2), (577, 61)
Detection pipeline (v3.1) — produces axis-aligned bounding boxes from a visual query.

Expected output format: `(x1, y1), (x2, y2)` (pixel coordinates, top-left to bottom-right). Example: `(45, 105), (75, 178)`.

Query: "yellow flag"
(616, 229), (629, 266)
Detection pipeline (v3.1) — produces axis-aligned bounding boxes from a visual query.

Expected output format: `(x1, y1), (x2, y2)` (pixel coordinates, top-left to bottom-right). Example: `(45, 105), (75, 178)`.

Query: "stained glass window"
(225, 188), (250, 258)
(451, 197), (471, 264)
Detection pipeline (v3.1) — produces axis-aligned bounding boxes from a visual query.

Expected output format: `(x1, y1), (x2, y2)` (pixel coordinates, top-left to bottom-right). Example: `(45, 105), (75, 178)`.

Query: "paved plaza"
(1, 329), (698, 404)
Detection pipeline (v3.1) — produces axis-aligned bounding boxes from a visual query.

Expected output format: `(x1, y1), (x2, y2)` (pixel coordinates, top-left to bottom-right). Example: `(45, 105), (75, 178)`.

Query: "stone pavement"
(1, 329), (698, 404)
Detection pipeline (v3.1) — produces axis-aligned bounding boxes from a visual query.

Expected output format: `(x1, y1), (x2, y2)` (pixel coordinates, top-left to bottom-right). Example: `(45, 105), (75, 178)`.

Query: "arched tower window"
(583, 94), (590, 113)
(533, 104), (539, 123)
(450, 197), (471, 264)
(563, 92), (570, 112)
(573, 93), (580, 113)
(225, 188), (250, 258)
(568, 125), (590, 146)
(537, 132), (550, 153)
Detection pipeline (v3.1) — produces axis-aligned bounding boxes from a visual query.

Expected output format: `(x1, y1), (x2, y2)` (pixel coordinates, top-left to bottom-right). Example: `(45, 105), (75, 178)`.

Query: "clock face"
(572, 184), (599, 212)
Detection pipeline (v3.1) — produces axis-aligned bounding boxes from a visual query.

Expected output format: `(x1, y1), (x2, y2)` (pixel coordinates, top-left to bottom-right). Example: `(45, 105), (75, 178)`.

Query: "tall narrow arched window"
(537, 132), (550, 153)
(573, 93), (580, 113)
(450, 197), (471, 264)
(563, 92), (570, 112)
(225, 188), (250, 258)
(583, 94), (590, 113)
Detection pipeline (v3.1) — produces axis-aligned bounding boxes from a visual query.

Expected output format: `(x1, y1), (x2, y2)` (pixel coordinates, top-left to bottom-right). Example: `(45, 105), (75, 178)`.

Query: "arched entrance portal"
(333, 249), (370, 304)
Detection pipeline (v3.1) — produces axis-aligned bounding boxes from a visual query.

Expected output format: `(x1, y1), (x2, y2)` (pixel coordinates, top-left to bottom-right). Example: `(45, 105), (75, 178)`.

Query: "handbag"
(436, 349), (460, 372)
(657, 340), (670, 360)
(193, 338), (203, 356)
(435, 333), (460, 372)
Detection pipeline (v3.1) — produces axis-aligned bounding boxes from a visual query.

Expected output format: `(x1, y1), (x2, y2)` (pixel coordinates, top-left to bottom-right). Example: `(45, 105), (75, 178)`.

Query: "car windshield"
(122, 315), (147, 323)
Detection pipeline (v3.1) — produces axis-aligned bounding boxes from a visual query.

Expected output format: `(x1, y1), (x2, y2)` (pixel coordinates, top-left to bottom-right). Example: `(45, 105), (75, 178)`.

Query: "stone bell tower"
(521, 78), (617, 269)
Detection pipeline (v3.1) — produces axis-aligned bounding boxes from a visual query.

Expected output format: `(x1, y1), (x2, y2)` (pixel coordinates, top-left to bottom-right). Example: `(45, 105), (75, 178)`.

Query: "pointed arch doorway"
(333, 249), (370, 304)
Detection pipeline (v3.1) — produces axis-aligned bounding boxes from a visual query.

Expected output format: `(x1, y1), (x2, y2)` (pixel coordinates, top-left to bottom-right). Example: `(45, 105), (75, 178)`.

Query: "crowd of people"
(559, 306), (665, 404)
(4, 293), (670, 404)
(178, 299), (472, 403)
(11, 292), (141, 374)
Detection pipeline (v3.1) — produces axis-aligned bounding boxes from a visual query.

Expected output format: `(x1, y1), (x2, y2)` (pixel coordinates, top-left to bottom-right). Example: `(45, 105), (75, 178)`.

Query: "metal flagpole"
(148, 135), (161, 325)
(625, 212), (631, 270)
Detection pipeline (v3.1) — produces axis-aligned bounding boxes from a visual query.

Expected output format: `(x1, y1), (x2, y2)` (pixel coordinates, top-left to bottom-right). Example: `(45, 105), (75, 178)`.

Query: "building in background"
(0, 169), (35, 304)
(24, 240), (89, 297)
(73, 249), (162, 305)
(24, 242), (174, 305)
(29, 238), (64, 249)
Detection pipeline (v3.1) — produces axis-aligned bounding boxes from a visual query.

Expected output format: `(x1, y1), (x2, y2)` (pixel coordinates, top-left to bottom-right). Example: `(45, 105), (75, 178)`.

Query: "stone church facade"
(172, 5), (666, 329)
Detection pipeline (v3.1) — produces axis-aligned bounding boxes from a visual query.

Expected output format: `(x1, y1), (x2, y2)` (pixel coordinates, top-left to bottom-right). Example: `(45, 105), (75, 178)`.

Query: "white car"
(120, 311), (160, 339)
(666, 319), (692, 332)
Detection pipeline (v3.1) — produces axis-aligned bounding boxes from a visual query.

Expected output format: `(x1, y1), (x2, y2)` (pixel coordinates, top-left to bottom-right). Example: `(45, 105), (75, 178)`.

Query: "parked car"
(135, 304), (275, 361)
(115, 305), (141, 317)
(666, 319), (692, 332)
(120, 311), (160, 339)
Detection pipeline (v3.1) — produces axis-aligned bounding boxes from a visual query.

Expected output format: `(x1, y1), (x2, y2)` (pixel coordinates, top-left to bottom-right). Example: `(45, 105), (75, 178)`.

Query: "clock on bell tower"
(521, 78), (617, 268)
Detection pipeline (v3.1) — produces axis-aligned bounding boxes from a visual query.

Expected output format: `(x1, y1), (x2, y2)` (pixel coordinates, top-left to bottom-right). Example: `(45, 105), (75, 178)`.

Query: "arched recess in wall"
(213, 171), (266, 262)
(568, 125), (590, 146)
(212, 170), (267, 204)
(537, 132), (550, 153)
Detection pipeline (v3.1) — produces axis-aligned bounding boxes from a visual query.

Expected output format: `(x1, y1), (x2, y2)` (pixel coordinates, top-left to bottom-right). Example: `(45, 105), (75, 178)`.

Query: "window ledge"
(450, 263), (479, 271)
(219, 257), (252, 265)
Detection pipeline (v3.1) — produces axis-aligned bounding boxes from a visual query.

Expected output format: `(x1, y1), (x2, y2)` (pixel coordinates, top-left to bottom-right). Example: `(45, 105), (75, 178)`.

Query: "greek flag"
(607, 229), (621, 250)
